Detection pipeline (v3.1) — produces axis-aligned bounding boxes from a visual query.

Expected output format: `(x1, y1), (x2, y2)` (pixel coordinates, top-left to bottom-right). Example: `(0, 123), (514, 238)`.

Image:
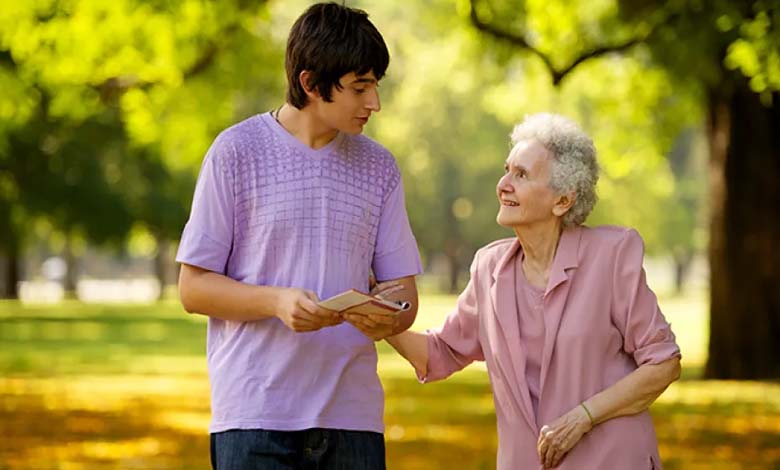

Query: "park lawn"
(1, 292), (779, 469)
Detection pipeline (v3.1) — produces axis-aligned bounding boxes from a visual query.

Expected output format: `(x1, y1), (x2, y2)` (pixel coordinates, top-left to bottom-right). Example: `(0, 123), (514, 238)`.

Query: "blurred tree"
(0, 0), (284, 297)
(466, 0), (780, 378)
(368, 0), (699, 293)
(663, 128), (707, 294)
(367, 0), (519, 292)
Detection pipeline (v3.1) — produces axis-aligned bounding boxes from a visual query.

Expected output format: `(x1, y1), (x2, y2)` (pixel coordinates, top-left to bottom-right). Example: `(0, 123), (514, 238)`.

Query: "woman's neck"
(514, 220), (563, 289)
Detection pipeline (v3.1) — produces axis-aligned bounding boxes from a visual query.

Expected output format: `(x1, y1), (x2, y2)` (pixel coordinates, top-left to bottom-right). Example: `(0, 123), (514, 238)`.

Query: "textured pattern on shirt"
(175, 113), (421, 434)
(216, 116), (400, 282)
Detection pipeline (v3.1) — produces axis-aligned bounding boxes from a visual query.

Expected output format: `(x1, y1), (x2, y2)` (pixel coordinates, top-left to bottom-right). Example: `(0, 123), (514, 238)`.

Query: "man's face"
(496, 140), (561, 228)
(313, 71), (381, 135)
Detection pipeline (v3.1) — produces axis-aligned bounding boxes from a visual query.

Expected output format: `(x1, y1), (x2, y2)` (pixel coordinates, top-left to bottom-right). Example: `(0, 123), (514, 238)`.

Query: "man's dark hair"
(285, 2), (390, 109)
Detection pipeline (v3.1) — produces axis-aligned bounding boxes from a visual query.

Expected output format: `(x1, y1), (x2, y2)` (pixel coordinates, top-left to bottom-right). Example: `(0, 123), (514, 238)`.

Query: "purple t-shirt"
(176, 113), (422, 434)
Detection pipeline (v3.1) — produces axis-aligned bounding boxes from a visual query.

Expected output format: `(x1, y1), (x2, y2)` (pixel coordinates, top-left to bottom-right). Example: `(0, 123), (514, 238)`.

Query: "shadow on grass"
(382, 374), (497, 469)
(652, 398), (780, 470)
(1, 301), (779, 469)
(0, 392), (210, 470)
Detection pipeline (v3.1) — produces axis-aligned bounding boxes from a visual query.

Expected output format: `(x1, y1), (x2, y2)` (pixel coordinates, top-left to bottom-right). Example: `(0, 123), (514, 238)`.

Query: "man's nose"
(366, 88), (381, 112)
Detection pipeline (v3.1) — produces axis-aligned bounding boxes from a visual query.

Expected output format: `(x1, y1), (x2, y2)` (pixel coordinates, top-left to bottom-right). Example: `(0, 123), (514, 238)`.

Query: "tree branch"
(468, 2), (561, 82)
(468, 0), (649, 85)
(0, 49), (16, 70)
(94, 12), (248, 102)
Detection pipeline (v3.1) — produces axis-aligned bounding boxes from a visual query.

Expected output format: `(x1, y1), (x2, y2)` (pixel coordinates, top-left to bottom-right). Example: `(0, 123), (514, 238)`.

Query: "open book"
(319, 289), (410, 316)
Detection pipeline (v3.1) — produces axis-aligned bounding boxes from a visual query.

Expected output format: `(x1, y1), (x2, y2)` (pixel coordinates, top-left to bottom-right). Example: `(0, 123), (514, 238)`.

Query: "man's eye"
(354, 88), (367, 94)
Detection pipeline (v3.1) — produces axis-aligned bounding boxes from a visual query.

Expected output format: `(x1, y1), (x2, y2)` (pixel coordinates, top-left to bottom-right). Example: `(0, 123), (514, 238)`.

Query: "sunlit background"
(1, 0), (779, 468)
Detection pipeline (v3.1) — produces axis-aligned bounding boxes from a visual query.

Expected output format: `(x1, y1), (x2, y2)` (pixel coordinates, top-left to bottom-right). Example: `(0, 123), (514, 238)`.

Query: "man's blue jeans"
(210, 428), (386, 470)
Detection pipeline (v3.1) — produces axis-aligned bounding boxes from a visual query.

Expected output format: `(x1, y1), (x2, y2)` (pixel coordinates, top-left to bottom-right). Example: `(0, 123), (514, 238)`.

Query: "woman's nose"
(497, 173), (512, 191)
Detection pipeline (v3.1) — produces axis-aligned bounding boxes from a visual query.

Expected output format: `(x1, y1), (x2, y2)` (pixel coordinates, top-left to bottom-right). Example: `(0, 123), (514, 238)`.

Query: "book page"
(319, 289), (409, 315)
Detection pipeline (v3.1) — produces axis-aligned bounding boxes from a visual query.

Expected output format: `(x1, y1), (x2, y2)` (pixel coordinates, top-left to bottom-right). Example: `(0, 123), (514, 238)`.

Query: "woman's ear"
(298, 70), (319, 100)
(552, 191), (576, 217)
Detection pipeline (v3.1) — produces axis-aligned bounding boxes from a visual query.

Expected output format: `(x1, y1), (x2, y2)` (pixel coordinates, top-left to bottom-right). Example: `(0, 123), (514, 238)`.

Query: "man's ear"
(299, 70), (320, 100)
(552, 191), (576, 217)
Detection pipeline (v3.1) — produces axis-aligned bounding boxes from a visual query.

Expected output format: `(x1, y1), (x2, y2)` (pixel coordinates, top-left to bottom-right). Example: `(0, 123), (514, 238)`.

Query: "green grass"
(0, 300), (207, 376)
(1, 291), (779, 469)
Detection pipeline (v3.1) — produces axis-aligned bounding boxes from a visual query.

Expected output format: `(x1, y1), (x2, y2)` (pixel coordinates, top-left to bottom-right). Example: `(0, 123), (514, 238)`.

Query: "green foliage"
(366, 0), (514, 287)
(0, 0), (726, 293)
(0, 0), (285, 266)
(616, 0), (780, 94)
(725, 7), (780, 93)
(363, 0), (707, 285)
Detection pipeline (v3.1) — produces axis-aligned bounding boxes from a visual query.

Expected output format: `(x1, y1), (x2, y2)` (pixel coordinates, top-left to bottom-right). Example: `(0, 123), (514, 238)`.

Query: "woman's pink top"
(515, 253), (545, 419)
(420, 226), (681, 469)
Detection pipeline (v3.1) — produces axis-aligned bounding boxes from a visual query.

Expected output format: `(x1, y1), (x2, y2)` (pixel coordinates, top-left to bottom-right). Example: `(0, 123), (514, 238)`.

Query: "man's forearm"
(389, 289), (418, 335)
(178, 264), (281, 321)
(386, 330), (429, 377)
(585, 357), (681, 425)
(377, 276), (419, 335)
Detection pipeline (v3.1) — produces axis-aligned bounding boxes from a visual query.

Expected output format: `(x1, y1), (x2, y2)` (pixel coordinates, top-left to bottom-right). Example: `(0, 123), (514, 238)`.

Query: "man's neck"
(276, 103), (339, 150)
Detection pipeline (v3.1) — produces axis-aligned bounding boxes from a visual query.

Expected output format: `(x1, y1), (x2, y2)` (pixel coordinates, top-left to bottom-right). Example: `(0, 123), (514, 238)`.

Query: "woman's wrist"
(579, 401), (595, 431)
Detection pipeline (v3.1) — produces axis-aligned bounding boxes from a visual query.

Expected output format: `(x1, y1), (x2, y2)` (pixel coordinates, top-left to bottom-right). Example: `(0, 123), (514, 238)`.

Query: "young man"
(175, 3), (421, 469)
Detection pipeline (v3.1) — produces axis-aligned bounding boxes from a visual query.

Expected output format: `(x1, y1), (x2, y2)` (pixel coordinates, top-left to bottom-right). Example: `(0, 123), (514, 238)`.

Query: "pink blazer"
(422, 225), (680, 470)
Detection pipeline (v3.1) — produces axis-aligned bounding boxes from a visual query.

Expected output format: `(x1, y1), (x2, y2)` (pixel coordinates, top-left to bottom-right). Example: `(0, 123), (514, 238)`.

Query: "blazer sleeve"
(611, 229), (681, 366)
(420, 252), (485, 383)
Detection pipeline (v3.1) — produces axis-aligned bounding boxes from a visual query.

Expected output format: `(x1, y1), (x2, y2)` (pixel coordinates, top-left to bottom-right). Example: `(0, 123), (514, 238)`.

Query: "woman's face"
(496, 140), (561, 228)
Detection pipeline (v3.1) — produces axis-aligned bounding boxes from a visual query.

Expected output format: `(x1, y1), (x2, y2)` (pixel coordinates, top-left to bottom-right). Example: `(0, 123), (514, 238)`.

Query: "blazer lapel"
(489, 239), (537, 431)
(538, 227), (582, 399)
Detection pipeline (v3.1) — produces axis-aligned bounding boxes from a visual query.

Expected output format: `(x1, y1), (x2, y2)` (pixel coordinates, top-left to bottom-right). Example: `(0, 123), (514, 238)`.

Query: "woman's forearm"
(386, 330), (430, 378)
(585, 357), (681, 425)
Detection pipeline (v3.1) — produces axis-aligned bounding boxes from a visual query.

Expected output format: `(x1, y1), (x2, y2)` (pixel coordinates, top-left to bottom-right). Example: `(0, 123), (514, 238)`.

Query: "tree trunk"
(2, 250), (19, 299)
(704, 84), (780, 379)
(446, 251), (460, 294)
(154, 235), (169, 301)
(672, 251), (692, 295)
(63, 234), (78, 295)
(0, 202), (20, 298)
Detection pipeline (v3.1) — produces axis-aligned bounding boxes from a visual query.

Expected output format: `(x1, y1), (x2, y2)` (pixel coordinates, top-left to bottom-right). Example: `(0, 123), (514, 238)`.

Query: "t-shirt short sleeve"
(175, 136), (235, 274)
(372, 178), (422, 281)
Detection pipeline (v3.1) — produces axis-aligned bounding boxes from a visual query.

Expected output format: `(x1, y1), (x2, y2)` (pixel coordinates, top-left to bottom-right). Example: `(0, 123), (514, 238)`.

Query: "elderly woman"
(360, 113), (681, 469)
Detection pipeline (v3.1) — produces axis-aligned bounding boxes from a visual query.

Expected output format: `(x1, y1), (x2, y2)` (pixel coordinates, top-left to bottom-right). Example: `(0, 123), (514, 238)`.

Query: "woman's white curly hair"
(510, 113), (600, 227)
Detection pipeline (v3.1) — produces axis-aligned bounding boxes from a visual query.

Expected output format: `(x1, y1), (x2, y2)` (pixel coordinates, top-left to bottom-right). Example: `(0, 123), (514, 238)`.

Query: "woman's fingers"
(540, 422), (582, 468)
(374, 285), (405, 299)
(538, 426), (554, 466)
(370, 280), (403, 297)
(539, 423), (576, 468)
(545, 433), (565, 468)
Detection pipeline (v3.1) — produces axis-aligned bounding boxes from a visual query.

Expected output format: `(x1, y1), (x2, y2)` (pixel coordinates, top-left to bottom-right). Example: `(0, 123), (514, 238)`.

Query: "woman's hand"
(537, 405), (593, 468)
(343, 311), (399, 340)
(369, 279), (405, 299)
(344, 280), (406, 340)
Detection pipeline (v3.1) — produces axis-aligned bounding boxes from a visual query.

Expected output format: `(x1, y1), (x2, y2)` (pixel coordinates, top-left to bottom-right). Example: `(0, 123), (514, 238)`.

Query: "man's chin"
(340, 126), (364, 136)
